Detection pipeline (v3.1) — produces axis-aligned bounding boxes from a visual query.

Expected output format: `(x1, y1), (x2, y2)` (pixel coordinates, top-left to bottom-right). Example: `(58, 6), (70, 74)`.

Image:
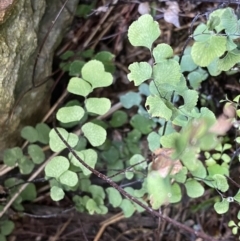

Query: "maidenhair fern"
(125, 12), (239, 212)
(1, 7), (240, 238)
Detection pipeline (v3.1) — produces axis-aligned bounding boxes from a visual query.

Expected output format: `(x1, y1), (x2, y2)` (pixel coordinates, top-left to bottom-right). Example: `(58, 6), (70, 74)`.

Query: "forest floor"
(9, 1), (240, 241)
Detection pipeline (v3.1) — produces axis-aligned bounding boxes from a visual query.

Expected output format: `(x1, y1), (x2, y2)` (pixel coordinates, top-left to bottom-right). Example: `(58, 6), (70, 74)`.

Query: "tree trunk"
(0, 0), (78, 154)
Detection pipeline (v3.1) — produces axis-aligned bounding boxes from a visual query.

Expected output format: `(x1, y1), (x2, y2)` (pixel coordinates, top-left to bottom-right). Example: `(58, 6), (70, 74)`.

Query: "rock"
(0, 0), (78, 154)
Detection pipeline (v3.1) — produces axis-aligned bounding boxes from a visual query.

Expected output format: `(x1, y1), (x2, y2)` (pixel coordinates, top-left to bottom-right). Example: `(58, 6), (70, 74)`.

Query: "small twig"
(83, 0), (118, 48)
(49, 215), (73, 241)
(94, 213), (125, 241)
(23, 206), (75, 219)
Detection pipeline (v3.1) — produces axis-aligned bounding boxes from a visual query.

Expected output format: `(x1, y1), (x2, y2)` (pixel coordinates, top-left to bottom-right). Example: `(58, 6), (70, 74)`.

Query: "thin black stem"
(22, 206), (75, 218)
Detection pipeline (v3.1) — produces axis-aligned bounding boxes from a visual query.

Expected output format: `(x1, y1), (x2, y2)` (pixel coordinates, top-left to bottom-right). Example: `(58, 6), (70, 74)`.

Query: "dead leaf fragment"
(210, 103), (236, 135)
(164, 2), (180, 28)
(209, 115), (233, 136)
(152, 148), (182, 178)
(223, 102), (236, 118)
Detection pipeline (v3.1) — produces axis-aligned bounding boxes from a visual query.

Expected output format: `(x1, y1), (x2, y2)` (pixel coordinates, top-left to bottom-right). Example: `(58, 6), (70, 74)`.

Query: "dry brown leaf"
(209, 103), (236, 135)
(209, 115), (233, 136)
(164, 2), (180, 28)
(152, 148), (182, 178)
(223, 102), (236, 118)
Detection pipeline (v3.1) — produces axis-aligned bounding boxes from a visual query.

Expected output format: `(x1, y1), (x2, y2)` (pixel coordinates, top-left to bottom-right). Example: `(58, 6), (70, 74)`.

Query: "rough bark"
(0, 0), (78, 154)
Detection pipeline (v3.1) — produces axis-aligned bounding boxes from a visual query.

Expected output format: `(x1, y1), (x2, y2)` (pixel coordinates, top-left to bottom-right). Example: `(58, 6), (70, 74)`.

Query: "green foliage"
(120, 92), (142, 109)
(191, 7), (240, 74)
(128, 14), (160, 50)
(125, 12), (238, 215)
(3, 8), (240, 235)
(57, 106), (85, 123)
(0, 219), (14, 241)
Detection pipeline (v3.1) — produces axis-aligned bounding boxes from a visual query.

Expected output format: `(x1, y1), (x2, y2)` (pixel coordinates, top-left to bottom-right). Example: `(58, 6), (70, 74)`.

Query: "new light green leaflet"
(226, 37), (237, 51)
(82, 60), (113, 88)
(207, 163), (229, 177)
(50, 186), (65, 201)
(182, 89), (198, 111)
(86, 199), (101, 215)
(228, 220), (236, 227)
(213, 174), (229, 192)
(218, 50), (240, 71)
(234, 191), (240, 203)
(214, 199), (229, 214)
(190, 160), (207, 179)
(69, 149), (97, 176)
(185, 179), (204, 198)
(129, 154), (147, 170)
(221, 8), (239, 34)
(82, 122), (106, 146)
(49, 128), (78, 152)
(232, 227), (238, 235)
(208, 8), (225, 32)
(147, 171), (171, 209)
(160, 132), (180, 149)
(59, 170), (78, 187)
(99, 205), (108, 215)
(153, 59), (181, 85)
(45, 156), (69, 178)
(128, 14), (160, 50)
(153, 43), (173, 62)
(67, 77), (92, 97)
(127, 62), (152, 86)
(193, 23), (211, 42)
(120, 199), (135, 218)
(207, 15), (221, 31)
(172, 167), (187, 183)
(169, 183), (181, 203)
(187, 72), (203, 89)
(56, 106), (85, 123)
(28, 144), (45, 164)
(191, 35), (227, 67)
(85, 97), (111, 115)
(145, 95), (172, 120)
(172, 114), (188, 128)
(147, 132), (161, 152)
